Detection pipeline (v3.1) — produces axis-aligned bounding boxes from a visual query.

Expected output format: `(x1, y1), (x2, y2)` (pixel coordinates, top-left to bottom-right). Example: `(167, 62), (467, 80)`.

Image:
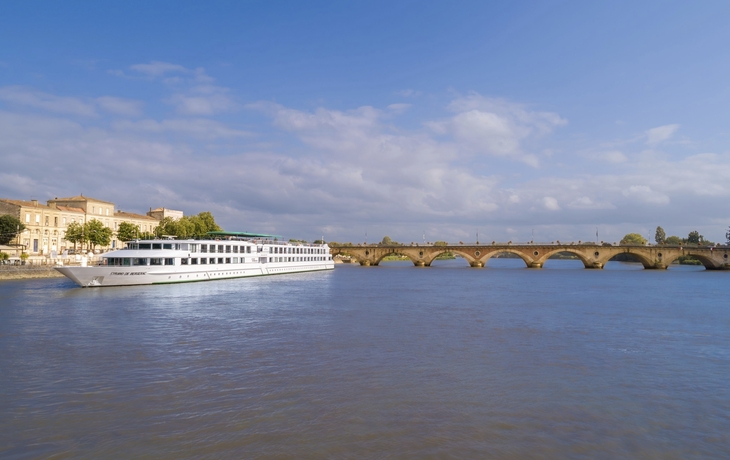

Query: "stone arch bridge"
(329, 244), (730, 270)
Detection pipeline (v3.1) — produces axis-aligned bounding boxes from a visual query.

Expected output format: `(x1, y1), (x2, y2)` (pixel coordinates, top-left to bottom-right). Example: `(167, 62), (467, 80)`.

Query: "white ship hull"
(56, 260), (334, 287)
(55, 237), (335, 287)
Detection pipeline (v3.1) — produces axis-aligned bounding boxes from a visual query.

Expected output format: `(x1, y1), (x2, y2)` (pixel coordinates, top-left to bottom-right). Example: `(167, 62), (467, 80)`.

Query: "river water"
(1, 259), (728, 458)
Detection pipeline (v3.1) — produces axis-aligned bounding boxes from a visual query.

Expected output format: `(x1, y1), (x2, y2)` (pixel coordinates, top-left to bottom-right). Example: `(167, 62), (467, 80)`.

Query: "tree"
(665, 235), (682, 245)
(0, 215), (26, 245)
(85, 219), (112, 250)
(620, 233), (647, 245)
(117, 222), (140, 242)
(64, 221), (85, 250)
(686, 231), (702, 245)
(654, 226), (666, 244)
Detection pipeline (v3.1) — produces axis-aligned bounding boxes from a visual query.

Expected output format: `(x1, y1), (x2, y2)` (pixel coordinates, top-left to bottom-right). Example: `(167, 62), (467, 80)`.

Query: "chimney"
(48, 201), (57, 209)
(31, 199), (38, 207)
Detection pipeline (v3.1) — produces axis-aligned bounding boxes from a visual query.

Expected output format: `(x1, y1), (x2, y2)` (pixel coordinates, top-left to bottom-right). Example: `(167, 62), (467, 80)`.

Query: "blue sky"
(1, 1), (729, 243)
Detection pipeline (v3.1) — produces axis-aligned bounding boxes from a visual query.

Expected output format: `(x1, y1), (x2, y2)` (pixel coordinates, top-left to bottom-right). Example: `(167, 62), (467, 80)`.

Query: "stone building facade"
(0, 195), (180, 255)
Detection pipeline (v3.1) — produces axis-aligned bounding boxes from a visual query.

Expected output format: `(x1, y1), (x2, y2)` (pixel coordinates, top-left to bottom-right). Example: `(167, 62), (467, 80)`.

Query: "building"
(0, 195), (181, 255)
(147, 207), (184, 221)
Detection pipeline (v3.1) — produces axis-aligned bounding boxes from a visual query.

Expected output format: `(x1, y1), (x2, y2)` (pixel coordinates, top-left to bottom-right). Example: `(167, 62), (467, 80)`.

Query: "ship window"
(165, 258), (175, 265)
(233, 246), (238, 253)
(163, 244), (173, 250)
(139, 243), (151, 250)
(182, 258), (188, 265)
(209, 258), (216, 264)
(133, 258), (148, 265)
(225, 258), (231, 264)
(226, 245), (231, 253)
(247, 246), (251, 253)
(233, 257), (238, 263)
(218, 257), (224, 264)
(150, 258), (163, 265)
(200, 258), (206, 264)
(218, 245), (224, 253)
(191, 258), (198, 265)
(153, 243), (162, 250)
(123, 258), (131, 266)
(210, 245), (216, 253)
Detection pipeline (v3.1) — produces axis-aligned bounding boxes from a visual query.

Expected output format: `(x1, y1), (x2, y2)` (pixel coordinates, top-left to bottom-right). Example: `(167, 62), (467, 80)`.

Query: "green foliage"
(0, 215), (26, 245)
(86, 219), (112, 249)
(0, 252), (9, 261)
(147, 212), (222, 239)
(117, 222), (140, 242)
(381, 236), (392, 245)
(20, 252), (29, 261)
(64, 221), (85, 249)
(328, 241), (352, 247)
(686, 230), (701, 245)
(433, 240), (448, 246)
(620, 233), (647, 245)
(654, 226), (666, 244)
(664, 235), (682, 245)
(313, 239), (325, 244)
(138, 231), (155, 240)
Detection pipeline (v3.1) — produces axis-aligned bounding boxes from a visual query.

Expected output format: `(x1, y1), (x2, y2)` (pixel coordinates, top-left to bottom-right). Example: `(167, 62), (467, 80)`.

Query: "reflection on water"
(1, 260), (728, 458)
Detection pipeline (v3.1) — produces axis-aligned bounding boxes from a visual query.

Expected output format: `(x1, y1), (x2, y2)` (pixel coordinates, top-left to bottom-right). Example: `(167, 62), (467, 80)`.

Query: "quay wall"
(0, 265), (65, 280)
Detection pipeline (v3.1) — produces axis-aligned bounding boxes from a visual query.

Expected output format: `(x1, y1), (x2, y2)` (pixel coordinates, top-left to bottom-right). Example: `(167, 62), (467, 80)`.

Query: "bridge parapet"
(328, 244), (730, 270)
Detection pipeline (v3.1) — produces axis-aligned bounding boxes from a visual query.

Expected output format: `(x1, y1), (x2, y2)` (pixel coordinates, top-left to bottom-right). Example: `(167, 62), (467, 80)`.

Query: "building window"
(25, 213), (30, 223)
(106, 209), (109, 216)
(36, 214), (40, 223)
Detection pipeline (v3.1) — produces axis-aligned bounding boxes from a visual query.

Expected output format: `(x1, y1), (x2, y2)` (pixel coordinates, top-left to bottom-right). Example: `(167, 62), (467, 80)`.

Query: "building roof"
(115, 211), (159, 221)
(207, 231), (283, 239)
(49, 195), (115, 205)
(55, 205), (85, 213)
(0, 198), (52, 209)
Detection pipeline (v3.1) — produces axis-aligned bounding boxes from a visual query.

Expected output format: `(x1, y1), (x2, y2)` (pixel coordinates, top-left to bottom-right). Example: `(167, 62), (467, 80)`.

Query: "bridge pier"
(584, 262), (604, 269)
(470, 261), (484, 268)
(528, 262), (543, 269)
(359, 260), (371, 266)
(414, 260), (428, 267)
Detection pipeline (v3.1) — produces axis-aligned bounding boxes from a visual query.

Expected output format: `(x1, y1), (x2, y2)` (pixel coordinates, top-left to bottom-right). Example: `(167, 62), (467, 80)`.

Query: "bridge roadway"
(329, 243), (730, 270)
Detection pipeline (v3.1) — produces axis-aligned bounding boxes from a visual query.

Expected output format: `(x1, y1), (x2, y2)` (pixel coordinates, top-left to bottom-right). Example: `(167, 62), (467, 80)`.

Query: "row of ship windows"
(106, 256), (331, 266)
(127, 242), (326, 255)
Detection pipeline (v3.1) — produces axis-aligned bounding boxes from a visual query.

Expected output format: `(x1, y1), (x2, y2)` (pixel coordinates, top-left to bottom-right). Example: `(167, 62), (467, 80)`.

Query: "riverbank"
(0, 266), (65, 280)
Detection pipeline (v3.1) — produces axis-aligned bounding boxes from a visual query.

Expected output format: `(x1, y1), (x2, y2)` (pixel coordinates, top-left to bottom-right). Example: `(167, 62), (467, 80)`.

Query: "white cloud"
(387, 103), (411, 114)
(597, 150), (627, 163)
(0, 86), (96, 116)
(543, 196), (560, 210)
(96, 96), (144, 116)
(645, 124), (679, 145)
(113, 118), (251, 139)
(622, 185), (670, 205)
(426, 92), (567, 166)
(395, 89), (422, 97)
(130, 61), (188, 77)
(568, 196), (616, 210)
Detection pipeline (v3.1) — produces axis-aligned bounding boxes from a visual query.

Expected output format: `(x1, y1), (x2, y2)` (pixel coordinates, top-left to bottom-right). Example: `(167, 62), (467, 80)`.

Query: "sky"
(1, 0), (729, 244)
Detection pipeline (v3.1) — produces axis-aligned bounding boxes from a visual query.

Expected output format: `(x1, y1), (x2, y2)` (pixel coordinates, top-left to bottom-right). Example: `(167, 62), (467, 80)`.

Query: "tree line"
(620, 226), (722, 246)
(0, 212), (222, 252)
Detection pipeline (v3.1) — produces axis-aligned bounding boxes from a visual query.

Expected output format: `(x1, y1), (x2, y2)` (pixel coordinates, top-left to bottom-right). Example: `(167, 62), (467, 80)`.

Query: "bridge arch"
(477, 249), (532, 268)
(536, 248), (593, 268)
(661, 252), (719, 270)
(597, 249), (657, 269)
(372, 250), (419, 266)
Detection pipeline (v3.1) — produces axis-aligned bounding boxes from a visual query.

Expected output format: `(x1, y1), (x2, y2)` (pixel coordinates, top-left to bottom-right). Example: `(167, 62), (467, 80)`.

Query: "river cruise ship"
(55, 231), (334, 287)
